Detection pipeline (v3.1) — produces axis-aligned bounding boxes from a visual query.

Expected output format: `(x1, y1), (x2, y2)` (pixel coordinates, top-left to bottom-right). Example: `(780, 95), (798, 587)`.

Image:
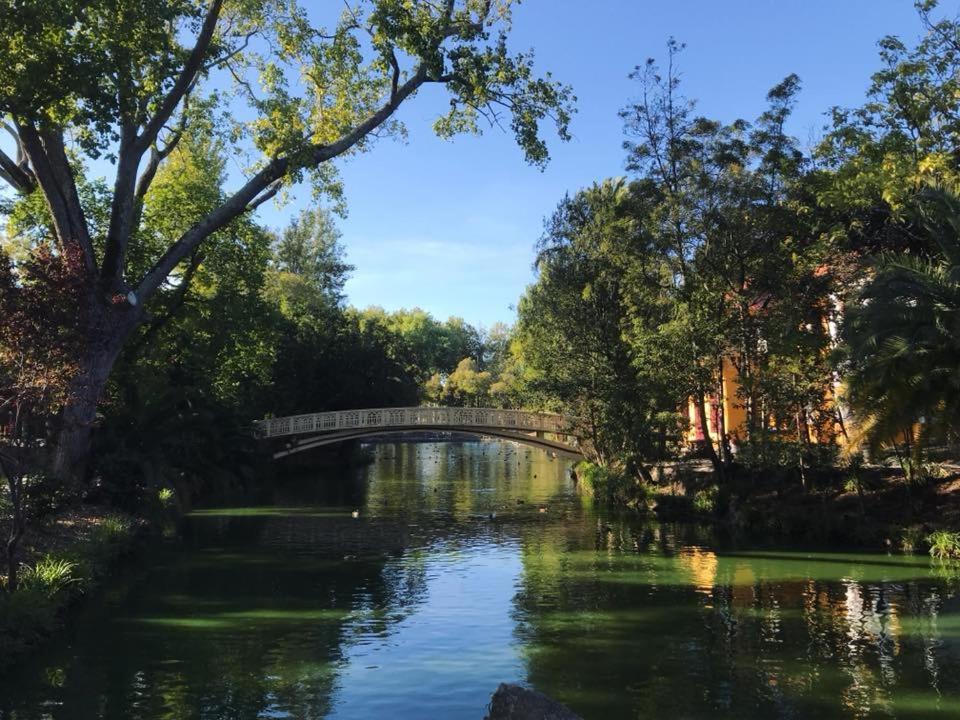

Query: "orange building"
(685, 357), (847, 452)
(685, 357), (747, 448)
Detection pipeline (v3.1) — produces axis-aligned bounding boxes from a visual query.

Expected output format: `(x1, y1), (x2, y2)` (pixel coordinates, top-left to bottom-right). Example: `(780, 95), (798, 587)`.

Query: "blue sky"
(266, 0), (923, 328)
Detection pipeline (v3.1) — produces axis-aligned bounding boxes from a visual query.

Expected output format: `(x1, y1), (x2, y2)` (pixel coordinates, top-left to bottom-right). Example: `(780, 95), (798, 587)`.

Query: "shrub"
(95, 516), (132, 544)
(157, 487), (175, 508)
(927, 530), (960, 560)
(24, 474), (83, 521)
(574, 461), (652, 509)
(737, 438), (839, 472)
(692, 486), (718, 515)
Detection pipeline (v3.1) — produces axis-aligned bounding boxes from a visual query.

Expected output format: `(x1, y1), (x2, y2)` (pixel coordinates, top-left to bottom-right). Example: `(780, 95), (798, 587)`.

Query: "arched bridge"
(255, 407), (585, 459)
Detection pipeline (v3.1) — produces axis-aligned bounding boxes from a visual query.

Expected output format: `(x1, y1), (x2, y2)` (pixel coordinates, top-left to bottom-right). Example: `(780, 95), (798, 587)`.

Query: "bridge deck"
(256, 407), (579, 441)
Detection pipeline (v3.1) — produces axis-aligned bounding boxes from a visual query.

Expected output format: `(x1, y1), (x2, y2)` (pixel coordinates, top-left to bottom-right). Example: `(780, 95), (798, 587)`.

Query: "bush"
(0, 512), (137, 673)
(574, 461), (653, 509)
(692, 486), (718, 515)
(24, 474), (83, 521)
(927, 530), (960, 560)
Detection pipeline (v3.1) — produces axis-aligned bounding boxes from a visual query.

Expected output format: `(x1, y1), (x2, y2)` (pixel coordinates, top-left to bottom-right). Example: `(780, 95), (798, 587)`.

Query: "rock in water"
(484, 683), (582, 720)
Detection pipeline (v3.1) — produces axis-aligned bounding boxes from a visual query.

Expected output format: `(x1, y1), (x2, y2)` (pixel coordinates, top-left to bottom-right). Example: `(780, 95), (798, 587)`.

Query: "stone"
(484, 683), (583, 720)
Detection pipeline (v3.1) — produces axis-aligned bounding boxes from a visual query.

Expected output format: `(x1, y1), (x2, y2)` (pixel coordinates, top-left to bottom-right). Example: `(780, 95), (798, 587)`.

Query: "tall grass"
(20, 556), (81, 599)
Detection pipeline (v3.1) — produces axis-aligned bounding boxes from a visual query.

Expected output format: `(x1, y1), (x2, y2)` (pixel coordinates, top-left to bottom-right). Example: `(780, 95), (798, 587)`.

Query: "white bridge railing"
(255, 407), (578, 440)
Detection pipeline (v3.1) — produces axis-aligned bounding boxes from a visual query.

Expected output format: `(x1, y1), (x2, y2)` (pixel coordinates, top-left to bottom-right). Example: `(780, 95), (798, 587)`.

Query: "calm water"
(3, 441), (960, 719)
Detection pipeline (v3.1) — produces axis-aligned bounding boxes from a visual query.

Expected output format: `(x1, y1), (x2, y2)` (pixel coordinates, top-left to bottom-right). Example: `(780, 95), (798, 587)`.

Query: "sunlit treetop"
(0, 0), (574, 305)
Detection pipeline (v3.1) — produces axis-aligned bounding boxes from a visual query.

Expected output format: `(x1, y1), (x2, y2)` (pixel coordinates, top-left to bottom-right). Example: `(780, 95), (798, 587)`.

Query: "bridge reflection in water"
(255, 406), (584, 459)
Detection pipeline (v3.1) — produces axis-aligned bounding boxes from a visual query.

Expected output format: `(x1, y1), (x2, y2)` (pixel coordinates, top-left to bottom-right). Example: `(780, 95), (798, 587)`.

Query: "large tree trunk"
(49, 304), (141, 483)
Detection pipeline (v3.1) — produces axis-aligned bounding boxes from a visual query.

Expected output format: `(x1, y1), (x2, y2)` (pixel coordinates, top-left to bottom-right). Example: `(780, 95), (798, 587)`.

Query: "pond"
(2, 441), (959, 718)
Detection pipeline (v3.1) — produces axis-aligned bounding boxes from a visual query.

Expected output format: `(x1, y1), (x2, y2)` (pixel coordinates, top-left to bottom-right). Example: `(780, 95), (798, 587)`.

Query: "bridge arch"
(255, 407), (584, 460)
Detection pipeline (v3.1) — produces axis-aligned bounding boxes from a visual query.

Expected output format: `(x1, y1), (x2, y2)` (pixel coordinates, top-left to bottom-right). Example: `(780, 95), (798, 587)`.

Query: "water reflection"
(0, 441), (958, 719)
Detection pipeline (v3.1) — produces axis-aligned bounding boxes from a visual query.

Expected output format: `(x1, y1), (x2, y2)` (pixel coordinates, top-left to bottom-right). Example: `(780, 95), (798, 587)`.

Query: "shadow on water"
(1, 440), (959, 719)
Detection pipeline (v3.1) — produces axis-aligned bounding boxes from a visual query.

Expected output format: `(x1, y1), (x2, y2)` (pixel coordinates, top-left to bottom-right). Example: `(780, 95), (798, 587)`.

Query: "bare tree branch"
(246, 179), (283, 211)
(388, 46), (401, 100)
(134, 99), (191, 203)
(1, 122), (29, 167)
(0, 149), (34, 193)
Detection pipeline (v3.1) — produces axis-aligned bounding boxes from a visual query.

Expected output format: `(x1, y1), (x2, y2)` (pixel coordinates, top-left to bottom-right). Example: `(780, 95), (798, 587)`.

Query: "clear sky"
(269, 0), (923, 328)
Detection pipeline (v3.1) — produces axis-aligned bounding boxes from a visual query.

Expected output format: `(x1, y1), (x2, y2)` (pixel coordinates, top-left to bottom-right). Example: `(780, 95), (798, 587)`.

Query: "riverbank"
(0, 505), (148, 674)
(575, 459), (960, 552)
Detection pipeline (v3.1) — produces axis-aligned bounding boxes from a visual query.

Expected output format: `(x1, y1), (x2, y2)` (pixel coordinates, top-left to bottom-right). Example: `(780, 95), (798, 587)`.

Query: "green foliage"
(271, 207), (353, 305)
(736, 438), (839, 473)
(927, 530), (960, 560)
(816, 0), (960, 228)
(436, 357), (493, 407)
(574, 461), (653, 510)
(19, 556), (80, 600)
(844, 189), (960, 456)
(157, 488), (175, 508)
(692, 486), (718, 515)
(516, 179), (679, 473)
(0, 512), (136, 673)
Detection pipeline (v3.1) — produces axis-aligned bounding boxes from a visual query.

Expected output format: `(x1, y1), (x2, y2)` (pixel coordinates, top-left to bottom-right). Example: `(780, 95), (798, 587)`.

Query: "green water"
(2, 441), (960, 719)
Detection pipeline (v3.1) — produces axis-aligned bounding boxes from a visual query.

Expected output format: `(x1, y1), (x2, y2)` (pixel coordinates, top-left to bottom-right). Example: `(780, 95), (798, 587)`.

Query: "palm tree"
(844, 188), (960, 474)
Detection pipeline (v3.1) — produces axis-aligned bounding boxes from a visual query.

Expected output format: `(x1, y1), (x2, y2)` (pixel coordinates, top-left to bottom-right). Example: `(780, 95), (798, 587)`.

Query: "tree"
(0, 0), (573, 480)
(0, 245), (83, 591)
(621, 42), (837, 476)
(516, 179), (678, 477)
(273, 207), (352, 301)
(815, 0), (960, 256)
(444, 357), (492, 406)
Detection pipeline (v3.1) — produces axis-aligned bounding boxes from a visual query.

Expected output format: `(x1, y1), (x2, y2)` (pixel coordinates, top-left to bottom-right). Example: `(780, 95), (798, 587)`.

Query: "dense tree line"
(510, 3), (960, 488)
